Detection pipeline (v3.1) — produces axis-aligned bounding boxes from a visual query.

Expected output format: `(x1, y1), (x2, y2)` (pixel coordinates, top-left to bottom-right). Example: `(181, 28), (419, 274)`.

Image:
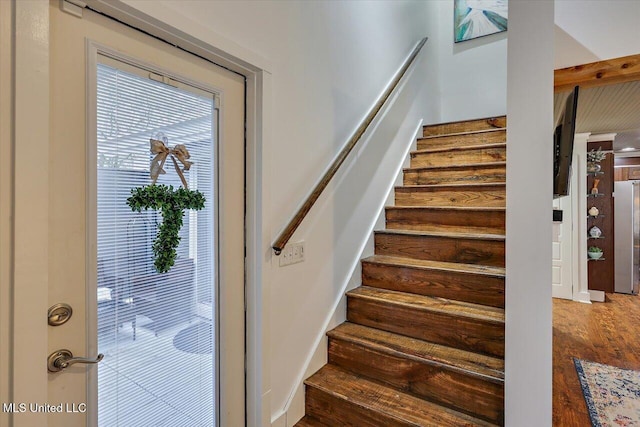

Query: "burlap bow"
(149, 138), (193, 189)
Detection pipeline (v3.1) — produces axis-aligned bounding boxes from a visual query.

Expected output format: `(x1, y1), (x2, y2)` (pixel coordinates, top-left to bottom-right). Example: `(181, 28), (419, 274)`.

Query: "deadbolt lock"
(48, 303), (73, 326)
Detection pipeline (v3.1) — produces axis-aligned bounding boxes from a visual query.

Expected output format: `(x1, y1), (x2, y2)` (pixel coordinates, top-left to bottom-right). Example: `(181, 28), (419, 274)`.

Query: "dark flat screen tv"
(553, 86), (580, 198)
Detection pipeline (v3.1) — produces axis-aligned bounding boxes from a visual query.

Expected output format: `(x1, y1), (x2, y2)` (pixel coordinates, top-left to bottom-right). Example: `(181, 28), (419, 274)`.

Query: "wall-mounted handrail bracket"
(272, 37), (428, 255)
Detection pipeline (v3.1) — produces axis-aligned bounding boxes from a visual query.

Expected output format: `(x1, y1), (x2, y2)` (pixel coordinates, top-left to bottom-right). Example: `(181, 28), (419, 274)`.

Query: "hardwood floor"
(553, 293), (640, 426)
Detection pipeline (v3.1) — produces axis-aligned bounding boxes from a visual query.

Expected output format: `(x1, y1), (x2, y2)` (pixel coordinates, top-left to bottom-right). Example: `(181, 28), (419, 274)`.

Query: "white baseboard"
(573, 291), (592, 304)
(271, 412), (286, 427)
(589, 290), (605, 302)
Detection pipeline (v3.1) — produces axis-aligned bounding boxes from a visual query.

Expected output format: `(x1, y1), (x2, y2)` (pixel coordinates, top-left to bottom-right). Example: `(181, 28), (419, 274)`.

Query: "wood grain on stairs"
(411, 143), (506, 168)
(303, 365), (499, 427)
(395, 183), (506, 208)
(347, 286), (505, 358)
(362, 254), (505, 308)
(417, 128), (505, 151)
(328, 322), (504, 424)
(422, 116), (506, 137)
(374, 229), (505, 267)
(385, 206), (505, 235)
(297, 116), (507, 426)
(403, 162), (506, 185)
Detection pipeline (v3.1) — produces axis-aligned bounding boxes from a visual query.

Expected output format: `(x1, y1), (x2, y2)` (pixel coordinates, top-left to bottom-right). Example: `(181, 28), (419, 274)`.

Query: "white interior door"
(42, 3), (244, 426)
(552, 196), (573, 300)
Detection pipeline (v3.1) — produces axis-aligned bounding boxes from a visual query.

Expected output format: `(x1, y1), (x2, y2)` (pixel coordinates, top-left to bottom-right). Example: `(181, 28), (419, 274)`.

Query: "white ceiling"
(554, 80), (640, 153)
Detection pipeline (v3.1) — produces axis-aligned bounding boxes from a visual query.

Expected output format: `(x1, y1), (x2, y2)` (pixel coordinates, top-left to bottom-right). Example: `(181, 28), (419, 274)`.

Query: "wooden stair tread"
(347, 286), (505, 324)
(404, 161), (506, 172)
(329, 322), (504, 381)
(423, 115), (506, 131)
(399, 182), (506, 189)
(412, 142), (505, 155)
(422, 118), (507, 138)
(375, 228), (505, 241)
(305, 365), (498, 427)
(418, 127), (506, 140)
(363, 254), (505, 277)
(386, 205), (505, 212)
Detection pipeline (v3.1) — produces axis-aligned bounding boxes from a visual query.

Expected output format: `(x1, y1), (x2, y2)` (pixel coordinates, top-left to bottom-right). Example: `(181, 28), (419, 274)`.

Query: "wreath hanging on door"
(127, 134), (205, 273)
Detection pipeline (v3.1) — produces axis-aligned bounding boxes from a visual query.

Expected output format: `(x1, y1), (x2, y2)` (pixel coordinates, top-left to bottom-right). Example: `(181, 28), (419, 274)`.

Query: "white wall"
(433, 0), (507, 122)
(555, 0), (640, 68)
(120, 1), (439, 425)
(506, 1), (554, 425)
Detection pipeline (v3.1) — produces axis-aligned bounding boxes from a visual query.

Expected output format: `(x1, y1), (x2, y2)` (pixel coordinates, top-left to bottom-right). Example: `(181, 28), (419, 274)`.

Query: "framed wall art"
(454, 0), (508, 43)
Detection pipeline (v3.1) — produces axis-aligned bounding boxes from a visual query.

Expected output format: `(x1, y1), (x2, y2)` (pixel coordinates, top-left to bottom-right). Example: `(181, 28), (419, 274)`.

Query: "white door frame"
(0, 2), (13, 426)
(4, 2), (51, 427)
(3, 1), (270, 426)
(572, 133), (592, 304)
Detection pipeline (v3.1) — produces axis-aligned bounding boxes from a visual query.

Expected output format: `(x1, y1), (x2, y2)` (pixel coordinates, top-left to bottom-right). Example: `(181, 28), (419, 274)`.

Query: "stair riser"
(375, 233), (505, 267)
(305, 386), (417, 427)
(395, 187), (506, 208)
(347, 296), (505, 358)
(362, 261), (505, 308)
(423, 117), (507, 137)
(417, 130), (506, 151)
(404, 165), (506, 185)
(385, 208), (505, 234)
(328, 338), (504, 425)
(411, 146), (506, 168)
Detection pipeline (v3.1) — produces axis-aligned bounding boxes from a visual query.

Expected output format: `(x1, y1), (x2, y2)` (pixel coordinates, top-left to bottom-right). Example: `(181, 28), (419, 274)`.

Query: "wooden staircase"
(296, 116), (507, 426)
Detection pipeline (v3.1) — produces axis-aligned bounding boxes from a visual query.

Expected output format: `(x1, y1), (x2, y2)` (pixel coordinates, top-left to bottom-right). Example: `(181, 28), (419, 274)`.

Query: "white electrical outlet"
(279, 241), (305, 267)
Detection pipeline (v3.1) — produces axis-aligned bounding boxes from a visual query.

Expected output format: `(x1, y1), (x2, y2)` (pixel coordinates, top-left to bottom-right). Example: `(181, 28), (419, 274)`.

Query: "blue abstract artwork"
(454, 0), (508, 43)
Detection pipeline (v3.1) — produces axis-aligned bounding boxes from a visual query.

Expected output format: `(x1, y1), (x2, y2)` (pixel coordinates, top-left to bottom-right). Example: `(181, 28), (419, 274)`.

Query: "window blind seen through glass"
(96, 58), (217, 427)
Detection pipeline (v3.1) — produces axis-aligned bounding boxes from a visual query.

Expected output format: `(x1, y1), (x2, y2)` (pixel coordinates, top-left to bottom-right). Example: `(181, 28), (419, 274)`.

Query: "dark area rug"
(173, 321), (213, 354)
(574, 358), (640, 426)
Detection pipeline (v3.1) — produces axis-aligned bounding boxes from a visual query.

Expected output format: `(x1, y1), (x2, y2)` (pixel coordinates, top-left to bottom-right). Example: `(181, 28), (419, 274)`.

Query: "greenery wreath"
(127, 184), (205, 273)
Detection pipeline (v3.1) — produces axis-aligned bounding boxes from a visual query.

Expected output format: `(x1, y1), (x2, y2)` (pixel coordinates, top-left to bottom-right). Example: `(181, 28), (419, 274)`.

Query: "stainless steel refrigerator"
(614, 180), (640, 294)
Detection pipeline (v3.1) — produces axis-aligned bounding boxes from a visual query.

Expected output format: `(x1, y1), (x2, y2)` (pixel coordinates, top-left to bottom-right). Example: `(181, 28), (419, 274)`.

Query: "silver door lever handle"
(48, 349), (104, 372)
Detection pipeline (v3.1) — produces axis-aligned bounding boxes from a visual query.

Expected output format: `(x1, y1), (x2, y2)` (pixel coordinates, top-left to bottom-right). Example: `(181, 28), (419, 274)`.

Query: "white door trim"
(7, 1), (270, 426)
(8, 1), (50, 426)
(572, 133), (592, 304)
(0, 2), (14, 427)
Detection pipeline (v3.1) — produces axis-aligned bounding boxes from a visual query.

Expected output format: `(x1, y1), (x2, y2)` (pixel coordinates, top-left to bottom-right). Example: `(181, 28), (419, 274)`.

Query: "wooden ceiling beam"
(554, 53), (640, 93)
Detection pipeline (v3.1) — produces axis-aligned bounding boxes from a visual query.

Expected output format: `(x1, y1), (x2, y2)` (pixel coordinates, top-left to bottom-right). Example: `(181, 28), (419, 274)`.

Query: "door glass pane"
(96, 58), (216, 426)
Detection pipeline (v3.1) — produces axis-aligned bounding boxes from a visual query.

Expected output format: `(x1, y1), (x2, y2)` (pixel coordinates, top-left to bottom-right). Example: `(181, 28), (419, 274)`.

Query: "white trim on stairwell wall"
(271, 118), (423, 427)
